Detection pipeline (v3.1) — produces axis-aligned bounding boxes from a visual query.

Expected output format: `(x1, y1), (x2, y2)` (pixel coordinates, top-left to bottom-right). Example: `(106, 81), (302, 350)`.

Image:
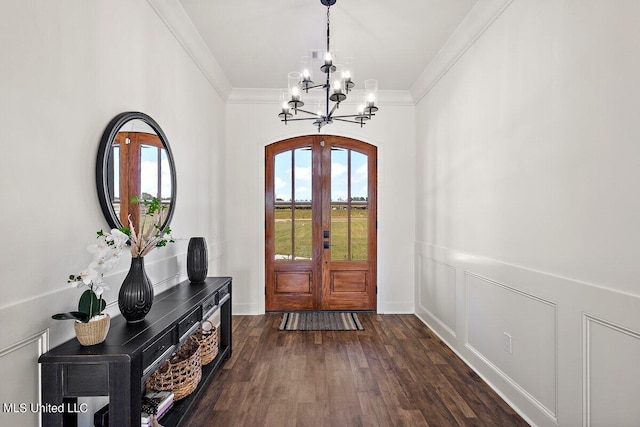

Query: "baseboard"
(232, 302), (263, 315)
(414, 310), (537, 427)
(377, 301), (414, 314)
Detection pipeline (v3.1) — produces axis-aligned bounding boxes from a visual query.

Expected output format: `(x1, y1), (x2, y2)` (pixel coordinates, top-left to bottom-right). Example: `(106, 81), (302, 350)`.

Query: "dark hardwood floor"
(184, 313), (529, 426)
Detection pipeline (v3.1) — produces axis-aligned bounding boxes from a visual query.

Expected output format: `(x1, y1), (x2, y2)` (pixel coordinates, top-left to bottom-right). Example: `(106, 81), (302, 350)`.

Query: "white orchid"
(93, 286), (109, 297)
(88, 244), (122, 273)
(55, 228), (126, 323)
(105, 228), (129, 250)
(79, 268), (99, 285)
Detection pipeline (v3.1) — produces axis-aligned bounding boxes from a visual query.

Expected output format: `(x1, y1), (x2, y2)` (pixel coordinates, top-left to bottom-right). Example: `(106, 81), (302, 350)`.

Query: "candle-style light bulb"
(279, 89), (293, 120)
(302, 69), (310, 79)
(329, 78), (347, 102)
(367, 93), (375, 106)
(292, 87), (300, 100)
(321, 52), (336, 74)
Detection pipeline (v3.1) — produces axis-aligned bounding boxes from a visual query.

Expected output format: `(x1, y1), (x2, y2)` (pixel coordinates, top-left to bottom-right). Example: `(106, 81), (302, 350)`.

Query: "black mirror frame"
(96, 111), (177, 232)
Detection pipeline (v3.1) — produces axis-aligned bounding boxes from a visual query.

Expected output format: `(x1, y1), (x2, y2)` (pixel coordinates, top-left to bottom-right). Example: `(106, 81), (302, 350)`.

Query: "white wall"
(414, 0), (640, 426)
(0, 0), (226, 425)
(225, 91), (416, 315)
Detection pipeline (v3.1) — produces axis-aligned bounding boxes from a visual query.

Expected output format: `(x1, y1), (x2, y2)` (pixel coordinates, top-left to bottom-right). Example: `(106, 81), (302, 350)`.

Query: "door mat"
(278, 312), (364, 331)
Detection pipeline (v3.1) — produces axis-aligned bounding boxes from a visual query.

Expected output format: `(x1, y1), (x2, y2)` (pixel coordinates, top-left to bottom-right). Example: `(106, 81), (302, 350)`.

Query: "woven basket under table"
(195, 320), (219, 365)
(145, 336), (202, 401)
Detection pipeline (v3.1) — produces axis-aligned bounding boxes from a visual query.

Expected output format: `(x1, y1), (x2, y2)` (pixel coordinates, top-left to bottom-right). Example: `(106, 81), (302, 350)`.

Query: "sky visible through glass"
(140, 146), (171, 199)
(274, 148), (368, 201)
(112, 146), (172, 200)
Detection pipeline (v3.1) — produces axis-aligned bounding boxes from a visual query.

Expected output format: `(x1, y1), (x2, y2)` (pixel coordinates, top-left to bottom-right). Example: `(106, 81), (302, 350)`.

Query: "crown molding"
(146, 0), (232, 101)
(410, 0), (514, 104)
(228, 88), (415, 107)
(146, 0), (512, 107)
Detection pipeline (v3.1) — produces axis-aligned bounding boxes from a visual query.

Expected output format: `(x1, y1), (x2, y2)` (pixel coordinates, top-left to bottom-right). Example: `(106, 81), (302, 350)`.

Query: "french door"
(265, 135), (377, 311)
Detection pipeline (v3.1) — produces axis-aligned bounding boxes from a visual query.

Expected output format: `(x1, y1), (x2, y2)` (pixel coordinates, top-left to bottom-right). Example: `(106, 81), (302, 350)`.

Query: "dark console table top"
(40, 276), (231, 362)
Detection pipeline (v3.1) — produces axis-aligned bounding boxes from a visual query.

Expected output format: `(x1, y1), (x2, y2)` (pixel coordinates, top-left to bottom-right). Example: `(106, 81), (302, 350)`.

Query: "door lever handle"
(323, 241), (331, 249)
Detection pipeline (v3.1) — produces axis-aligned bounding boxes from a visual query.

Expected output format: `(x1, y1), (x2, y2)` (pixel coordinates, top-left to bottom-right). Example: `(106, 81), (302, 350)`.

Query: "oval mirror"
(96, 112), (177, 233)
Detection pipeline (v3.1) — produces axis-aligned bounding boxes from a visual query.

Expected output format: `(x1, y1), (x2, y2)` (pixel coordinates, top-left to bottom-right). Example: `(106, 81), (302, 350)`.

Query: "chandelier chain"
(326, 4), (331, 53)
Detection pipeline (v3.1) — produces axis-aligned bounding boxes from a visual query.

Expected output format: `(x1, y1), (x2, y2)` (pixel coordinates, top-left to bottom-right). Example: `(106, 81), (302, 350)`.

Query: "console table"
(38, 276), (232, 427)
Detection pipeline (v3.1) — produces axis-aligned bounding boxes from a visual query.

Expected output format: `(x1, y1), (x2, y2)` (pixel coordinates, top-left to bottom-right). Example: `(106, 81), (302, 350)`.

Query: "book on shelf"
(141, 391), (174, 424)
(94, 390), (174, 427)
(141, 404), (173, 425)
(141, 402), (173, 426)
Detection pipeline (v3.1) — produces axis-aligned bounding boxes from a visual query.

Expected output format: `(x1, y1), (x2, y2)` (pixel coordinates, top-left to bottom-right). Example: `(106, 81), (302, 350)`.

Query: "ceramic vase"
(187, 237), (208, 283)
(118, 257), (154, 322)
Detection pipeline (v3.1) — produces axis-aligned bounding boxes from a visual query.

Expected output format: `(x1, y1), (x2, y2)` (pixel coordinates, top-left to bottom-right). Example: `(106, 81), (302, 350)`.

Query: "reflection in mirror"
(97, 112), (176, 234)
(109, 120), (172, 233)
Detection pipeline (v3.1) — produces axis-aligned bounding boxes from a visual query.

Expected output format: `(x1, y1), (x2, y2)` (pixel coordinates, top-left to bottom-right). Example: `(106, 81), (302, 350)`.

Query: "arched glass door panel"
(266, 135), (377, 311)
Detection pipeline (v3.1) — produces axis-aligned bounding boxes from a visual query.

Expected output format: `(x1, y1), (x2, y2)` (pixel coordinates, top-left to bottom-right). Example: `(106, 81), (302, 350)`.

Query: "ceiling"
(179, 0), (479, 91)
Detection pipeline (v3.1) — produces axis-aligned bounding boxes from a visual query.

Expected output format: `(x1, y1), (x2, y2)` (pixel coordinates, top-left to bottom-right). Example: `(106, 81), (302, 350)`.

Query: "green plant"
(121, 196), (174, 257)
(51, 288), (106, 323)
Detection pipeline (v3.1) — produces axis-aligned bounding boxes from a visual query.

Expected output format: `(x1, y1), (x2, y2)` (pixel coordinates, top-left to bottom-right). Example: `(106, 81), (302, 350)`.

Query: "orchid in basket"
(121, 196), (175, 258)
(52, 228), (129, 323)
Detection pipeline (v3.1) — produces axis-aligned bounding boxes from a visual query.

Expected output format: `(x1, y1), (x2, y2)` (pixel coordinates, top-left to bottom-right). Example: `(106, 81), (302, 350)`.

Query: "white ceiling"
(179, 0), (479, 91)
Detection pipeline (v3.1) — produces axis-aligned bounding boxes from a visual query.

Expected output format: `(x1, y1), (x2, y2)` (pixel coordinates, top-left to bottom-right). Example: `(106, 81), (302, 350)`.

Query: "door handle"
(323, 241), (331, 249)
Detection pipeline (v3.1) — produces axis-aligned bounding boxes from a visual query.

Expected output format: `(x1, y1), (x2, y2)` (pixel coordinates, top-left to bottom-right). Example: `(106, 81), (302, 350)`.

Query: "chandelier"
(278, 0), (379, 132)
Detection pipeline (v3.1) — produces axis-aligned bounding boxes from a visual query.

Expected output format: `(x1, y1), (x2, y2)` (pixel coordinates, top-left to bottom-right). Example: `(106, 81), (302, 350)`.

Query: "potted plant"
(52, 228), (129, 345)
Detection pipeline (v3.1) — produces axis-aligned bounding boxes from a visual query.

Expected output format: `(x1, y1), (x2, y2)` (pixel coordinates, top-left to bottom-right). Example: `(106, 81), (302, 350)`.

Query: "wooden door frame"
(265, 135), (377, 312)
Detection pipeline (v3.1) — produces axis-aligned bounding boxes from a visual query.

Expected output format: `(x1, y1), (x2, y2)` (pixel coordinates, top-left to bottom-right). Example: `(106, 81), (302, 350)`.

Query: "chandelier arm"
(331, 114), (373, 119)
(333, 118), (365, 124)
(327, 102), (339, 118)
(292, 108), (322, 117)
(281, 117), (325, 122)
(304, 83), (327, 91)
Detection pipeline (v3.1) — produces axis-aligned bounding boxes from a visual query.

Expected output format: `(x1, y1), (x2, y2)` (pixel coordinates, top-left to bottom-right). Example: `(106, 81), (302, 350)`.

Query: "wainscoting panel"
(583, 315), (640, 427)
(418, 256), (457, 336)
(0, 331), (48, 427)
(415, 242), (640, 427)
(465, 273), (557, 419)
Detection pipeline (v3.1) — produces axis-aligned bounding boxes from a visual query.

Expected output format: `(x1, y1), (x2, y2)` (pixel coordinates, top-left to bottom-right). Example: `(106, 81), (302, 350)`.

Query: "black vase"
(118, 257), (154, 323)
(187, 237), (208, 283)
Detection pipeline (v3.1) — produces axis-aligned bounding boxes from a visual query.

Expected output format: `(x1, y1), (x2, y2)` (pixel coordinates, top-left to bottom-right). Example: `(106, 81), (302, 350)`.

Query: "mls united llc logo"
(2, 402), (88, 414)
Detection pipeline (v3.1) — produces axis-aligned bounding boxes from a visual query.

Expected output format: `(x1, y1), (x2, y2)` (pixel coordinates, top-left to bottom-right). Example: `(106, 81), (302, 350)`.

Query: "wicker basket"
(74, 314), (110, 346)
(145, 336), (202, 400)
(196, 320), (219, 365)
